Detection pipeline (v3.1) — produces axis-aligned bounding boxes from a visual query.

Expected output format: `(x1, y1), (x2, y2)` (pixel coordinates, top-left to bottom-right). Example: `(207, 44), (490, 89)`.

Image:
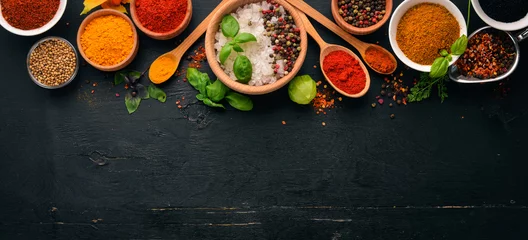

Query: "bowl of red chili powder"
(130, 0), (192, 40)
(0, 0), (66, 36)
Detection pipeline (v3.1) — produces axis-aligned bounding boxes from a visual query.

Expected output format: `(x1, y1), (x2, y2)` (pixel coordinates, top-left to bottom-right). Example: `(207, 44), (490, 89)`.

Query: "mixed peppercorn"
(455, 31), (516, 79)
(262, 0), (302, 75)
(337, 0), (386, 28)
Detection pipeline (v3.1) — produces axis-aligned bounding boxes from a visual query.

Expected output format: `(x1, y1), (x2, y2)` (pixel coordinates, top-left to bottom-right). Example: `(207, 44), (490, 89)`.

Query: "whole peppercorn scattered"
(390, 114), (395, 119)
(28, 38), (77, 87)
(389, 103), (393, 108)
(337, 0), (387, 28)
(371, 103), (376, 108)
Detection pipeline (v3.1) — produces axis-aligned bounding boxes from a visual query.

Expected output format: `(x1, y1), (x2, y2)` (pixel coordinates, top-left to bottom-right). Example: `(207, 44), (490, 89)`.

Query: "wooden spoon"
(297, 10), (370, 98)
(285, 0), (397, 75)
(149, 0), (230, 84)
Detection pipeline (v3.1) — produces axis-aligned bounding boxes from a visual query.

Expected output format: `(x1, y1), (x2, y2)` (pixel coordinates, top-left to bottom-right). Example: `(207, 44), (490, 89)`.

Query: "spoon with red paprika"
(286, 0), (397, 75)
(297, 9), (371, 98)
(149, 0), (230, 84)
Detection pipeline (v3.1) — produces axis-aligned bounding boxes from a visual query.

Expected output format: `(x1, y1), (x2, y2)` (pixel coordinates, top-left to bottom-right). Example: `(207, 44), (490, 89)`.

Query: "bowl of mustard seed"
(27, 37), (79, 89)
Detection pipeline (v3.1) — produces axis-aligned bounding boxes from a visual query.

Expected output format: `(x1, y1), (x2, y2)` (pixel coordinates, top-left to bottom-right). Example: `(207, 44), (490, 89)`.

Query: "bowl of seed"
(27, 37), (79, 89)
(332, 0), (393, 35)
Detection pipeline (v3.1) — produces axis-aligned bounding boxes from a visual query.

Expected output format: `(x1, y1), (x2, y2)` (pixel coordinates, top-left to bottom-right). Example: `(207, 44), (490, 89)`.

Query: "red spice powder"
(135, 0), (188, 33)
(0, 0), (60, 30)
(323, 51), (366, 95)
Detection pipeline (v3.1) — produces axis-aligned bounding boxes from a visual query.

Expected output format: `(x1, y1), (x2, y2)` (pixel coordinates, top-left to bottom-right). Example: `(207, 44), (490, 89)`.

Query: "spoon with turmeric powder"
(286, 0), (397, 75)
(296, 9), (371, 98)
(149, 0), (230, 84)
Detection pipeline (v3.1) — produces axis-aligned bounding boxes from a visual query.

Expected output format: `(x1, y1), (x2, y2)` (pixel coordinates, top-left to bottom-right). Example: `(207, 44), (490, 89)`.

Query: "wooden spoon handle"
(170, 0), (231, 56)
(285, 0), (369, 53)
(296, 8), (328, 48)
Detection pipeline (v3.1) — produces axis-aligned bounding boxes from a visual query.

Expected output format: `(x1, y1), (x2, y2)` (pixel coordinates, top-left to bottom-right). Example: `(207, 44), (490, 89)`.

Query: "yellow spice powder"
(149, 56), (177, 83)
(80, 15), (134, 66)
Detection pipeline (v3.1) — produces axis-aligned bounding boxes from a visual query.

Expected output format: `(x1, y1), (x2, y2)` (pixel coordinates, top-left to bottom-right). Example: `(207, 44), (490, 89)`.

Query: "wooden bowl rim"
(77, 9), (139, 72)
(130, 0), (193, 40)
(205, 0), (308, 95)
(331, 0), (393, 35)
(320, 45), (371, 98)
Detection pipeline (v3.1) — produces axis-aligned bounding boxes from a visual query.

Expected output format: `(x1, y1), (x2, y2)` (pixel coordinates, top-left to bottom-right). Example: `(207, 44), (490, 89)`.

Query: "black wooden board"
(1, 0), (527, 239)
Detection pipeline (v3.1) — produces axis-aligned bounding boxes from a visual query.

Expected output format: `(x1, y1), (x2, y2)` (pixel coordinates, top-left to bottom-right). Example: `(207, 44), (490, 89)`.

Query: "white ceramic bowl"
(388, 0), (467, 72)
(471, 0), (528, 32)
(0, 0), (67, 36)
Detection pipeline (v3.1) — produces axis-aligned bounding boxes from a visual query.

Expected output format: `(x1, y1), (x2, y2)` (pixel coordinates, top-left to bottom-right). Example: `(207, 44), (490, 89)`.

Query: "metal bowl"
(27, 36), (79, 89)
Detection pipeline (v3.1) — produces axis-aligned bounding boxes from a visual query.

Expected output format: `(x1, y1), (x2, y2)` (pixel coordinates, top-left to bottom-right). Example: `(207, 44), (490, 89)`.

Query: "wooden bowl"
(331, 0), (392, 35)
(205, 0), (308, 95)
(77, 9), (139, 72)
(130, 0), (193, 40)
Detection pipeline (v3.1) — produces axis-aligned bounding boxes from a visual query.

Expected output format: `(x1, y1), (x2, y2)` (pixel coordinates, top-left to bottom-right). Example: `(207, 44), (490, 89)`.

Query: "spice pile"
(263, 0), (302, 76)
(313, 81), (338, 115)
(396, 3), (459, 65)
(323, 50), (366, 95)
(481, 0), (527, 23)
(80, 15), (134, 66)
(455, 31), (516, 79)
(28, 39), (77, 87)
(372, 74), (409, 107)
(337, 0), (386, 28)
(135, 0), (188, 33)
(364, 46), (395, 74)
(0, 0), (60, 30)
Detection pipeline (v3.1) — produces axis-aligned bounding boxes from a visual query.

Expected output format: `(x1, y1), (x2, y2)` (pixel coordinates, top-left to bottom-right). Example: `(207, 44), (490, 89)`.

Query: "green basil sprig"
(219, 15), (256, 83)
(429, 35), (468, 78)
(186, 68), (254, 111)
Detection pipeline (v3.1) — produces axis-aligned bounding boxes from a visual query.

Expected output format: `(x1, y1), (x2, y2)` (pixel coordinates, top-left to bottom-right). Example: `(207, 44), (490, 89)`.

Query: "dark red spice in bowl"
(323, 50), (366, 95)
(135, 0), (188, 33)
(0, 0), (60, 30)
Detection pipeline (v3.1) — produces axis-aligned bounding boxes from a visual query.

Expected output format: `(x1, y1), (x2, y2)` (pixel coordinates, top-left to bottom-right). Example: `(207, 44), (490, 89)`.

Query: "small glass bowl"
(27, 36), (79, 89)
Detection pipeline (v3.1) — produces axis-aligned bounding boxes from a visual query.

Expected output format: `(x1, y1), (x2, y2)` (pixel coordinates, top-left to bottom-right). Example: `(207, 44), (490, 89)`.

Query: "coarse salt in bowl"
(388, 0), (467, 72)
(205, 0), (308, 95)
(0, 0), (67, 36)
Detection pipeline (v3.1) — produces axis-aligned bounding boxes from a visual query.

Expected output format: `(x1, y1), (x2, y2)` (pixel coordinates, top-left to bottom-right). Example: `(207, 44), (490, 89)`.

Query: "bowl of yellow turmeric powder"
(77, 9), (139, 72)
(388, 0), (467, 72)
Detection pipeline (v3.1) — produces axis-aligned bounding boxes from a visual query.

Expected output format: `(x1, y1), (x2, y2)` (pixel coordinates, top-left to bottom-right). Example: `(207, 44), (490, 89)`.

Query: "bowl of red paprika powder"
(130, 0), (192, 40)
(0, 0), (67, 36)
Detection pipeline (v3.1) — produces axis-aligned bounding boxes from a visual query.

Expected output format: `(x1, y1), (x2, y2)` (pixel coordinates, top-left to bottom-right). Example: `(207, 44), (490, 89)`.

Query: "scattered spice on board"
(313, 81), (336, 115)
(337, 0), (387, 28)
(80, 15), (134, 66)
(28, 39), (77, 87)
(323, 50), (366, 95)
(188, 46), (207, 69)
(455, 31), (516, 79)
(396, 3), (460, 65)
(135, 0), (188, 33)
(0, 0), (60, 30)
(364, 47), (396, 74)
(481, 0), (527, 23)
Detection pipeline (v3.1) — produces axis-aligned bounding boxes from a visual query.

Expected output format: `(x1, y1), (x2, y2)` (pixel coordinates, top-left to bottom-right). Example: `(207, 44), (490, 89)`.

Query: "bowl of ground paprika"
(0, 0), (66, 36)
(130, 0), (192, 40)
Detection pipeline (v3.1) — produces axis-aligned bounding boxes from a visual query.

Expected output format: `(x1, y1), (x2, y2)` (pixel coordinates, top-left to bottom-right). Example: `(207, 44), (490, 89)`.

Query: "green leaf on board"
(225, 92), (253, 111)
(125, 93), (141, 114)
(148, 84), (167, 103)
(206, 80), (230, 102)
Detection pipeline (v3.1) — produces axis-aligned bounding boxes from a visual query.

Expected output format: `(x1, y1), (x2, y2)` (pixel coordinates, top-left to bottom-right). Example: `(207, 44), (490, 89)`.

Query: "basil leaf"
(206, 80), (230, 102)
(446, 54), (453, 62)
(221, 15), (239, 38)
(137, 84), (150, 100)
(225, 92), (253, 111)
(233, 56), (252, 83)
(203, 98), (225, 109)
(220, 44), (233, 65)
(451, 35), (468, 55)
(234, 33), (257, 44)
(128, 71), (142, 85)
(148, 84), (167, 103)
(440, 49), (449, 57)
(115, 71), (126, 85)
(125, 93), (141, 114)
(232, 44), (244, 53)
(186, 68), (210, 95)
(429, 57), (449, 78)
(196, 94), (206, 101)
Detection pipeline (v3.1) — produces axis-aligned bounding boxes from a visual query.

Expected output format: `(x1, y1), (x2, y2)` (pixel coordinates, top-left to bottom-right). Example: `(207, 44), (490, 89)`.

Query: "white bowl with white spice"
(27, 37), (79, 89)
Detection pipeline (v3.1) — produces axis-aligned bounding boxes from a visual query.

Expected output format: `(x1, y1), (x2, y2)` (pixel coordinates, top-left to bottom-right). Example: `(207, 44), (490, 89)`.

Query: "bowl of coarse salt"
(0, 0), (67, 36)
(205, 0), (308, 95)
